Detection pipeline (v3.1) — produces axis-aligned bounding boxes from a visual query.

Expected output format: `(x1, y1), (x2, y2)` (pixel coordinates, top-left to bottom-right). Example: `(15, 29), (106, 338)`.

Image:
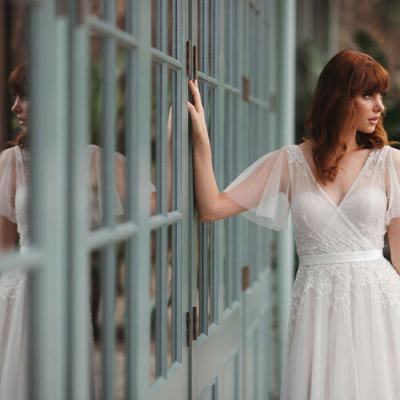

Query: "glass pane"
(167, 0), (178, 58)
(149, 229), (157, 382)
(89, 35), (105, 230)
(116, 0), (127, 30)
(151, 0), (161, 49)
(151, 62), (162, 214)
(167, 224), (175, 367)
(197, 0), (204, 73)
(91, 249), (103, 396)
(207, 223), (214, 324)
(115, 47), (127, 223)
(91, 244), (122, 397)
(89, 36), (127, 229)
(208, 0), (216, 76)
(167, 69), (177, 212)
(1, 5), (29, 255)
(90, 0), (103, 18)
(115, 241), (127, 399)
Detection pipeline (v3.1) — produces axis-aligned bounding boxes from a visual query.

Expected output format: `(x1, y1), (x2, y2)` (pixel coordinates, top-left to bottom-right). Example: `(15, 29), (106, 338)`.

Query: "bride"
(188, 49), (400, 399)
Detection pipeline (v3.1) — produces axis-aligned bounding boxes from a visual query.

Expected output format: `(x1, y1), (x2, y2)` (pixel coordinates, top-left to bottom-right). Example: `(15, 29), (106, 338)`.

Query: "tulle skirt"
(280, 257), (400, 400)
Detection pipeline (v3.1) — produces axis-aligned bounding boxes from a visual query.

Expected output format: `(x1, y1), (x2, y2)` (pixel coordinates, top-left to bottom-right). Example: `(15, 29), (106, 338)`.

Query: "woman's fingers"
(189, 80), (203, 113)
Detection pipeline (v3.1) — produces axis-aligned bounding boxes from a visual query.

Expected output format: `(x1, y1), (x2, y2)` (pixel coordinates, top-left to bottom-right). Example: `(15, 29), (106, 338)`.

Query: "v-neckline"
(295, 144), (376, 209)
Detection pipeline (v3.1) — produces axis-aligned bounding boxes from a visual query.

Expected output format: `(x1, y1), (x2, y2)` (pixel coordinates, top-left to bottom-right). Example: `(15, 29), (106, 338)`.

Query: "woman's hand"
(187, 80), (210, 147)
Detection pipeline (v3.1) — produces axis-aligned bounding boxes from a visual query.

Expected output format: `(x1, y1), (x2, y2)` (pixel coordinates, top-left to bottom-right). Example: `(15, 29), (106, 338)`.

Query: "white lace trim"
(288, 259), (400, 338)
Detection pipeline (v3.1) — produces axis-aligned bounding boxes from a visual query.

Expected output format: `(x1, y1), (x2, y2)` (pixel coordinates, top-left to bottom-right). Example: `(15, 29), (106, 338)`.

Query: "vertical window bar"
(154, 59), (169, 376)
(66, 0), (91, 398)
(101, 1), (117, 398)
(125, 0), (152, 397)
(203, 0), (209, 76)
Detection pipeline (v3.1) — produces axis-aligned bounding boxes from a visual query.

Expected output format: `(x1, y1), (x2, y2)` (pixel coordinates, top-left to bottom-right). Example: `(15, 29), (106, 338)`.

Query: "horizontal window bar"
(88, 16), (138, 48)
(149, 211), (183, 231)
(197, 71), (218, 87)
(0, 248), (42, 273)
(248, 97), (268, 109)
(88, 221), (138, 250)
(151, 48), (183, 70)
(223, 84), (241, 95)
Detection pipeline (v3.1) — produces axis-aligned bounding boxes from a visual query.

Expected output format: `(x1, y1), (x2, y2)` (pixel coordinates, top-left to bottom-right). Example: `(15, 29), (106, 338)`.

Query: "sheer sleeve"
(0, 148), (17, 223)
(385, 147), (400, 225)
(222, 146), (290, 230)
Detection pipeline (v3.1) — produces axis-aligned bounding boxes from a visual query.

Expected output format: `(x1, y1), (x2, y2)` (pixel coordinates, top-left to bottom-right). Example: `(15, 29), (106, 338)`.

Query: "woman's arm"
(0, 216), (17, 251)
(187, 80), (246, 222)
(387, 220), (400, 274)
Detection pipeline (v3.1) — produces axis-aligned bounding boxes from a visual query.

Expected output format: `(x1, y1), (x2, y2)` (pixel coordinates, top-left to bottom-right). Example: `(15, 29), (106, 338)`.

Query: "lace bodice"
(286, 144), (389, 256)
(223, 143), (400, 257)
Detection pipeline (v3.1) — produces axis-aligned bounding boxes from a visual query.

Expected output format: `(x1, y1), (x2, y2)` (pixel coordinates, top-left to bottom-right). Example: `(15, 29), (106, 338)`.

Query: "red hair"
(8, 63), (28, 148)
(304, 49), (396, 184)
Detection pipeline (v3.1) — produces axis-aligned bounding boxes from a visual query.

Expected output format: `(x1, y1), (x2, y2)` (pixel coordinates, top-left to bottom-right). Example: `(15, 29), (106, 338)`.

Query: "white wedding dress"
(224, 143), (400, 400)
(0, 144), (125, 399)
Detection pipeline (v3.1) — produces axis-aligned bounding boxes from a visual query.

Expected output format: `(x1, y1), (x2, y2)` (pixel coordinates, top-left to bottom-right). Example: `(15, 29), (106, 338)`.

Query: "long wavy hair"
(8, 63), (29, 148)
(304, 49), (396, 184)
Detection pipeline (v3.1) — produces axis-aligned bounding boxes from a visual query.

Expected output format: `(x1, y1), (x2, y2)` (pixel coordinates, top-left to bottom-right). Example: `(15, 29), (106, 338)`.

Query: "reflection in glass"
(151, 0), (160, 49)
(167, 224), (175, 367)
(149, 230), (157, 381)
(115, 242), (127, 399)
(116, 0), (127, 30)
(91, 249), (103, 396)
(207, 223), (214, 324)
(89, 36), (127, 229)
(91, 242), (127, 399)
(151, 63), (162, 214)
(167, 70), (177, 212)
(90, 0), (103, 19)
(224, 0), (239, 87)
(208, 0), (216, 76)
(0, 53), (31, 397)
(167, 0), (178, 58)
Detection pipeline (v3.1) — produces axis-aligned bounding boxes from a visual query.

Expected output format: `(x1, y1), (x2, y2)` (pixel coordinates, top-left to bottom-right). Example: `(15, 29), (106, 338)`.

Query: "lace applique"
(0, 272), (26, 301)
(357, 213), (386, 249)
(286, 145), (307, 178)
(288, 259), (400, 338)
(363, 146), (387, 177)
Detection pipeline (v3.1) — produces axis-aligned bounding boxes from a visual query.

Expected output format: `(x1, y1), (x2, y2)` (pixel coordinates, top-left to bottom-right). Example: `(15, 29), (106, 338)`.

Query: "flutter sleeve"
(385, 146), (400, 225)
(0, 148), (17, 223)
(222, 145), (290, 231)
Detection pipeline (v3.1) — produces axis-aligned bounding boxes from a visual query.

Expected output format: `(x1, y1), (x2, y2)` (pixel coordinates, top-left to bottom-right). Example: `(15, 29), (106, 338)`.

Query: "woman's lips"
(368, 117), (379, 124)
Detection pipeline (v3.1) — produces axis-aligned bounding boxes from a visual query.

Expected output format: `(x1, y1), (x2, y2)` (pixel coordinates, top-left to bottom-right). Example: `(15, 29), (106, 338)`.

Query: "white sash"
(299, 249), (383, 266)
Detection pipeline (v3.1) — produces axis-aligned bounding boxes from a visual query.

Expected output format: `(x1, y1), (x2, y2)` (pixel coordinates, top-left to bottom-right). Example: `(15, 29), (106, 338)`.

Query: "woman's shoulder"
(383, 144), (400, 165)
(0, 145), (19, 164)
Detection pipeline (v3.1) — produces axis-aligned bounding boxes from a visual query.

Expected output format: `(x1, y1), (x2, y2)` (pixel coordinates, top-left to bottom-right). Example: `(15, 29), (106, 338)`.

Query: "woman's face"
(11, 95), (29, 131)
(353, 92), (385, 133)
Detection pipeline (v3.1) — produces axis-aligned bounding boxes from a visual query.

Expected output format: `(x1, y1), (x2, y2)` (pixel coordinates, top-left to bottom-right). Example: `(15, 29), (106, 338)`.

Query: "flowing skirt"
(280, 257), (400, 400)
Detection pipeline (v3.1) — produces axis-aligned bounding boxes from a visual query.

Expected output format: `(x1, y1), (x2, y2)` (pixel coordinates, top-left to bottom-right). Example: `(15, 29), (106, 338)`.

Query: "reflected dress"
(223, 144), (400, 400)
(0, 144), (125, 400)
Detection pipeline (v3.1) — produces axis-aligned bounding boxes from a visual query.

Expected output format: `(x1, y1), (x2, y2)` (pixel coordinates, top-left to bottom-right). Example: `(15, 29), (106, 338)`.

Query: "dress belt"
(298, 249), (384, 266)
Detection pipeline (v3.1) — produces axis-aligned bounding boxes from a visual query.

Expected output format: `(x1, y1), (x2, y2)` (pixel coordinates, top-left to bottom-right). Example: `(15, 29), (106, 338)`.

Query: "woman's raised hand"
(187, 80), (210, 147)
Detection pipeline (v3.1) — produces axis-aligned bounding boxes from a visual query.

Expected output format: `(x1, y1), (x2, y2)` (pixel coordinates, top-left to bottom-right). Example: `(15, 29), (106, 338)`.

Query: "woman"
(188, 49), (400, 399)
